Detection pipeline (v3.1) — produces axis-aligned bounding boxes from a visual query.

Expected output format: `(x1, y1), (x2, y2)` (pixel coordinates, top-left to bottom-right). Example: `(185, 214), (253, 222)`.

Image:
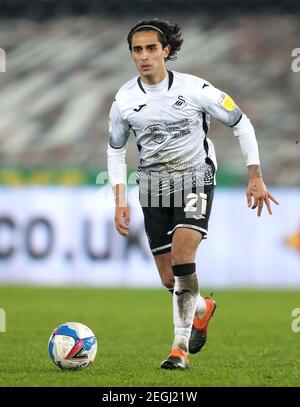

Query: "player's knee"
(171, 251), (194, 266)
(161, 276), (175, 289)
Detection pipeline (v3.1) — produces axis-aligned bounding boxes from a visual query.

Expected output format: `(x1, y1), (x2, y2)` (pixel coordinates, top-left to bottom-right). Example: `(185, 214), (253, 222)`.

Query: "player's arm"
(107, 101), (130, 236)
(231, 111), (279, 216)
(200, 83), (279, 217)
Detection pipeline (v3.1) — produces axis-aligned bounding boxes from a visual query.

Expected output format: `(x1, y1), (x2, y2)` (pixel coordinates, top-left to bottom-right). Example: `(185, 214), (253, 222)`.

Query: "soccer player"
(107, 19), (279, 370)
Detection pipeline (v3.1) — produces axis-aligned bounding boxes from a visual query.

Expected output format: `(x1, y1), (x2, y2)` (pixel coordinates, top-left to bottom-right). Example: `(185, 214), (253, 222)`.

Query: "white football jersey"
(108, 71), (242, 192)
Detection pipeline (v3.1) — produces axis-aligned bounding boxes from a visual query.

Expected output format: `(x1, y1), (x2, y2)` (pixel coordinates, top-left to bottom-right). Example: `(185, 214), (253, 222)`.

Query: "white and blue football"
(48, 322), (97, 370)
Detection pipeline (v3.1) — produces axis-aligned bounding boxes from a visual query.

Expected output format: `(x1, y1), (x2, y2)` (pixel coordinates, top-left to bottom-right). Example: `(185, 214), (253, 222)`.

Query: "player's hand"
(114, 205), (130, 237)
(246, 178), (279, 217)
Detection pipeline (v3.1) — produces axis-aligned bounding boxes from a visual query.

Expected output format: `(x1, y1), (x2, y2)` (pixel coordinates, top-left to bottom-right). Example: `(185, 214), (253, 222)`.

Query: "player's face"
(131, 31), (170, 84)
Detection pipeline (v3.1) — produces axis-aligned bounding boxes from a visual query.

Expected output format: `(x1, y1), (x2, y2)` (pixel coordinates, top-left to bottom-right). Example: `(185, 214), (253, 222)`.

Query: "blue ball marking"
(82, 336), (97, 351)
(56, 324), (80, 341)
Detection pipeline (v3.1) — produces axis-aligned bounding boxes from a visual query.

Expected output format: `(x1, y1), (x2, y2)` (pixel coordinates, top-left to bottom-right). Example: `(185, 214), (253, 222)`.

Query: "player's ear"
(163, 45), (171, 59)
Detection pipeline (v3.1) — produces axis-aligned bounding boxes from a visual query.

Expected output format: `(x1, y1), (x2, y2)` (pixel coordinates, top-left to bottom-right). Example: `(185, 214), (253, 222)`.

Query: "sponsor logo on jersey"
(144, 124), (169, 144)
(219, 93), (235, 111)
(172, 95), (186, 109)
(133, 104), (147, 112)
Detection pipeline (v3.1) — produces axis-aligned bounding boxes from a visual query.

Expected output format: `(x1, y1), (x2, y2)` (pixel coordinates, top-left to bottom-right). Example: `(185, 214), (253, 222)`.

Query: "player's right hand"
(114, 205), (130, 237)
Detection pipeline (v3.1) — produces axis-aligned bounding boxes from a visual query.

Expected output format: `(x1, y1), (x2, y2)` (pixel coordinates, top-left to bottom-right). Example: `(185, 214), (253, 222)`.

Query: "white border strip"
(167, 224), (208, 236)
(151, 243), (172, 254)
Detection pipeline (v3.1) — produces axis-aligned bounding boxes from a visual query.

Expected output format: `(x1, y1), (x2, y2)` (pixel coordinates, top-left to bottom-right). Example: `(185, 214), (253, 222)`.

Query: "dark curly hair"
(127, 18), (183, 61)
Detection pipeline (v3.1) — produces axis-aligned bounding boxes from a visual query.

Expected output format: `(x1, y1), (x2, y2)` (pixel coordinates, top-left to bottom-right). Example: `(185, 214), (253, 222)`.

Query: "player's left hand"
(246, 177), (279, 217)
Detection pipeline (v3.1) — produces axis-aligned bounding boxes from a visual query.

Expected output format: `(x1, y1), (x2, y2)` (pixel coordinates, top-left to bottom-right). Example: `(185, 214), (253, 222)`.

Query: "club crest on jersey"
(172, 95), (186, 109)
(145, 124), (169, 144)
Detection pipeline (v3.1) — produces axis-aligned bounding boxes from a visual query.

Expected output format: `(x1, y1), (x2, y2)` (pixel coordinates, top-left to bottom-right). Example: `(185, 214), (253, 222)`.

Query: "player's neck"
(141, 67), (167, 85)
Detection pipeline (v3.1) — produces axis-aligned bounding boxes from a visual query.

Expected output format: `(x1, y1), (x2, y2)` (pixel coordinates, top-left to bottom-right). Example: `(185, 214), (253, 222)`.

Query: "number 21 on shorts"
(184, 192), (207, 219)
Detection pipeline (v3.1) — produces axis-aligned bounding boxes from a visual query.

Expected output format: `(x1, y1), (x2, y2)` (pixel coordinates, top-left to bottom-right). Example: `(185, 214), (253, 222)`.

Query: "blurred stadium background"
(0, 0), (299, 288)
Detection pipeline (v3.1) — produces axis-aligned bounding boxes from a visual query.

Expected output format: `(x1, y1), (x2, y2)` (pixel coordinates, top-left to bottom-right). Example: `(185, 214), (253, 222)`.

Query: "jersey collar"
(137, 70), (174, 94)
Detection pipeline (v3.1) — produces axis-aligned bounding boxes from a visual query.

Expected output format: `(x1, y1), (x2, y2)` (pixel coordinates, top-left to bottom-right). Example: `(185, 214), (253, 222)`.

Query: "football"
(48, 322), (97, 370)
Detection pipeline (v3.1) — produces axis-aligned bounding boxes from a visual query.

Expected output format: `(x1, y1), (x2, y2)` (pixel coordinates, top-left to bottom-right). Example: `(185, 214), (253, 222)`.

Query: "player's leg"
(140, 204), (173, 289)
(171, 227), (207, 318)
(154, 250), (210, 318)
(161, 227), (201, 369)
(161, 185), (216, 368)
(175, 184), (217, 355)
(154, 252), (174, 293)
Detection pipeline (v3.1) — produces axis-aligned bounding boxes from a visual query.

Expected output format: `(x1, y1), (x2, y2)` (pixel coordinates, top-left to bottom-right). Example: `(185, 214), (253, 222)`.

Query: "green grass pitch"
(0, 287), (299, 387)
